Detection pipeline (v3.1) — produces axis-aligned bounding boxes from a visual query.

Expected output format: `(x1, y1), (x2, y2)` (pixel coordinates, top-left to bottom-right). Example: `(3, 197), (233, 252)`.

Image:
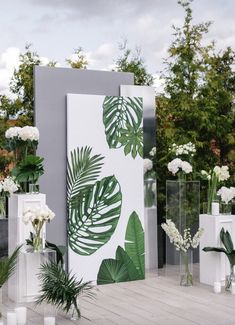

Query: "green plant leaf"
(97, 258), (129, 285)
(203, 247), (227, 254)
(125, 211), (145, 279)
(68, 175), (122, 256)
(11, 155), (44, 183)
(0, 245), (22, 288)
(36, 262), (94, 319)
(67, 146), (104, 203)
(103, 96), (143, 158)
(115, 246), (141, 281)
(220, 228), (234, 253)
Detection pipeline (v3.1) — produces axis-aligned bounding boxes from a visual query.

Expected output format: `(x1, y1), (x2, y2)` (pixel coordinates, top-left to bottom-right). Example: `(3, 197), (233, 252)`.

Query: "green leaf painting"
(67, 147), (122, 256)
(97, 259), (129, 285)
(125, 211), (145, 279)
(97, 212), (145, 285)
(67, 146), (104, 203)
(103, 96), (143, 159)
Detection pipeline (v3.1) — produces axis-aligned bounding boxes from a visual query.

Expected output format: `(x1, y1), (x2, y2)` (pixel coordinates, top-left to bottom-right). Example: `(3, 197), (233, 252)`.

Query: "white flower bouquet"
(170, 142), (196, 157)
(168, 158), (192, 181)
(5, 126), (40, 163)
(217, 186), (235, 204)
(0, 176), (19, 218)
(22, 205), (55, 251)
(201, 165), (230, 214)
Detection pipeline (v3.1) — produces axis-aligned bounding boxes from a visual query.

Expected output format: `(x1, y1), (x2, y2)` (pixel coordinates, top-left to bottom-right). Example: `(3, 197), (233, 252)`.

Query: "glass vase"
(144, 178), (156, 208)
(0, 196), (6, 219)
(180, 250), (193, 286)
(33, 231), (43, 252)
(220, 202), (232, 215)
(225, 265), (235, 291)
(28, 183), (40, 194)
(69, 302), (80, 321)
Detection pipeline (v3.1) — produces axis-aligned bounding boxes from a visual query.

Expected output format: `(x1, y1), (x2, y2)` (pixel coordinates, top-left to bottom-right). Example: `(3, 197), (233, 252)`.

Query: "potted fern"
(36, 262), (95, 320)
(0, 246), (21, 319)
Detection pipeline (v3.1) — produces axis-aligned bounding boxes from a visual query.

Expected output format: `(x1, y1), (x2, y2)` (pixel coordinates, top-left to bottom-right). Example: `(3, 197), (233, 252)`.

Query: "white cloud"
(84, 43), (118, 70)
(0, 47), (20, 95)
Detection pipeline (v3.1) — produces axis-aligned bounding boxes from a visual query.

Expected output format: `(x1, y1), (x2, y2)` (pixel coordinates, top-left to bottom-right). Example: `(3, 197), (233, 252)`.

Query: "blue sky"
(0, 0), (235, 94)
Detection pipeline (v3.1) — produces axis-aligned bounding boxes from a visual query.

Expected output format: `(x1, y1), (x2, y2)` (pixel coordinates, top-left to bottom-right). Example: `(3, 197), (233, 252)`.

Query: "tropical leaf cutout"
(125, 211), (145, 279)
(103, 96), (143, 158)
(97, 259), (129, 285)
(116, 246), (142, 281)
(67, 146), (104, 203)
(68, 175), (122, 256)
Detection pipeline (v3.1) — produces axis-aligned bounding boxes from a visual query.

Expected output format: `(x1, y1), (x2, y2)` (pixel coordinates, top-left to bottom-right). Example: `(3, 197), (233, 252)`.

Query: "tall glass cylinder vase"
(0, 196), (6, 219)
(165, 180), (200, 274)
(144, 178), (156, 208)
(180, 249), (193, 286)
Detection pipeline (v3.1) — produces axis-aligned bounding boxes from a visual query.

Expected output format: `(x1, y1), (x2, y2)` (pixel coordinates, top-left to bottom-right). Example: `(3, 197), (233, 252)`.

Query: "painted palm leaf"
(125, 211), (145, 279)
(68, 175), (122, 256)
(67, 146), (104, 203)
(97, 258), (129, 285)
(120, 124), (143, 158)
(103, 96), (143, 158)
(115, 246), (142, 281)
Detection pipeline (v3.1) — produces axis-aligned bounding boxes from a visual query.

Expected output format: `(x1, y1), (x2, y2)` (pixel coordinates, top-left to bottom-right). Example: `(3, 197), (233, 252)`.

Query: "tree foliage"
(66, 47), (88, 69)
(115, 41), (154, 86)
(156, 0), (235, 219)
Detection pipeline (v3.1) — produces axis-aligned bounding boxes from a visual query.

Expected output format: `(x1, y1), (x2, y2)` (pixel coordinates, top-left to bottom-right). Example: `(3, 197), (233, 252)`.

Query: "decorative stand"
(166, 181), (200, 268)
(8, 193), (47, 302)
(199, 213), (235, 286)
(8, 193), (46, 252)
(8, 247), (56, 302)
(144, 207), (158, 270)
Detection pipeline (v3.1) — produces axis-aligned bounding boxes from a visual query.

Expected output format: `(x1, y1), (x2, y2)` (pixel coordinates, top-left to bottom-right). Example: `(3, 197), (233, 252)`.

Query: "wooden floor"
(2, 269), (235, 324)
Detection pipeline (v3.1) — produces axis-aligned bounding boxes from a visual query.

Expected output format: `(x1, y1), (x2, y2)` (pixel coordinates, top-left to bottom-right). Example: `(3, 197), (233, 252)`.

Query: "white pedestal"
(144, 207), (158, 270)
(199, 213), (235, 286)
(8, 193), (46, 302)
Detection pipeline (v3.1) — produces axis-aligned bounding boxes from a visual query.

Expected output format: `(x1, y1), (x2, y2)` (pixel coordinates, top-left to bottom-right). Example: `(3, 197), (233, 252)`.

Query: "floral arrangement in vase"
(22, 205), (55, 252)
(201, 166), (230, 214)
(144, 146), (156, 207)
(161, 219), (204, 286)
(0, 176), (19, 218)
(5, 126), (44, 193)
(217, 186), (235, 214)
(5, 126), (39, 162)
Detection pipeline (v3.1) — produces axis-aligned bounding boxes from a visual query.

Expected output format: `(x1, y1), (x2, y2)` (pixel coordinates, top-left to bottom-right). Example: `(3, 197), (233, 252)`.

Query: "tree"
(66, 47), (88, 69)
(156, 0), (235, 220)
(115, 41), (154, 86)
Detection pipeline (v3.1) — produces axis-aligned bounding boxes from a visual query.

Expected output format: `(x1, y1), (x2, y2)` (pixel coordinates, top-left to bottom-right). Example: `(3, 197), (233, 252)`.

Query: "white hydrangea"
(0, 177), (19, 195)
(5, 127), (21, 139)
(18, 126), (40, 141)
(149, 147), (156, 157)
(161, 219), (204, 252)
(22, 204), (55, 225)
(168, 158), (192, 175)
(217, 186), (235, 204)
(144, 159), (153, 174)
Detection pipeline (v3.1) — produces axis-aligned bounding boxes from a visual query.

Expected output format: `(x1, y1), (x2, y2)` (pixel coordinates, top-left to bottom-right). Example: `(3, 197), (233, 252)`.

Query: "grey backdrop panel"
(34, 66), (133, 247)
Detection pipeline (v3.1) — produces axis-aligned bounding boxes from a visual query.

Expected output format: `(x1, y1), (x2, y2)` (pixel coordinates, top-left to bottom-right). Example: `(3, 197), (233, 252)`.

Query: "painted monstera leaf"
(125, 211), (145, 279)
(68, 175), (122, 256)
(67, 146), (104, 204)
(97, 258), (129, 285)
(103, 96), (143, 159)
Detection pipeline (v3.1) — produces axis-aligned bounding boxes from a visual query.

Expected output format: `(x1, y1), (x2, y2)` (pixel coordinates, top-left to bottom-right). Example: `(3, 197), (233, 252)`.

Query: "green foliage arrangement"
(36, 262), (94, 320)
(11, 155), (44, 185)
(203, 228), (235, 267)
